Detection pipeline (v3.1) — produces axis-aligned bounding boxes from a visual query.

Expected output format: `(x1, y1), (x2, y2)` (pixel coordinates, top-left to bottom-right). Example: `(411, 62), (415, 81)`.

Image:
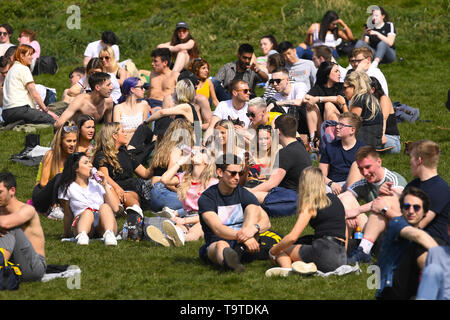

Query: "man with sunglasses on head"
(54, 72), (113, 129)
(198, 154), (271, 273)
(370, 187), (438, 300)
(214, 43), (268, 101)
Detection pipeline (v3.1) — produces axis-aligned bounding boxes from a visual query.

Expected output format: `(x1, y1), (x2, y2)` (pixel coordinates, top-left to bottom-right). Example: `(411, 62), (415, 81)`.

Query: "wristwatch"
(380, 206), (389, 216)
(254, 224), (261, 234)
(327, 181), (333, 187)
(319, 97), (323, 103)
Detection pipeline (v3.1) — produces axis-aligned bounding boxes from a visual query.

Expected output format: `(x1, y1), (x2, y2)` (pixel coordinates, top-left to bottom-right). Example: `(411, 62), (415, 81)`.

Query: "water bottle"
(354, 226), (363, 240)
(312, 25), (320, 46)
(90, 167), (102, 184)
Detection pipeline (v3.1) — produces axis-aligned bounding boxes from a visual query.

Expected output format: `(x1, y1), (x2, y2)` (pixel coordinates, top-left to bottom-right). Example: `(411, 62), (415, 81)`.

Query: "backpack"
(392, 101), (420, 123)
(0, 248), (22, 290)
(32, 56), (58, 76)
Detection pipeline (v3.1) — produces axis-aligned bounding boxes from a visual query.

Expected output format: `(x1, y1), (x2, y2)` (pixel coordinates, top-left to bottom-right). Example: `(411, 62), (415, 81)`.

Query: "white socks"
(359, 238), (374, 254)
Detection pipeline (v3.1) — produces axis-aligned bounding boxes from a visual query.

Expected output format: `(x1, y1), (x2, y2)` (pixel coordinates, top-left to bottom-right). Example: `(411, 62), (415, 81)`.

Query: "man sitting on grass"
(0, 171), (47, 282)
(198, 154), (271, 273)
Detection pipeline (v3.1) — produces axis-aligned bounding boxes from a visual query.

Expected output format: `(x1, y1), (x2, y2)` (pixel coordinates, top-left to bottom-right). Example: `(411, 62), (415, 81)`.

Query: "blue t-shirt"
(376, 216), (411, 298)
(198, 184), (260, 245)
(319, 139), (365, 182)
(406, 175), (450, 244)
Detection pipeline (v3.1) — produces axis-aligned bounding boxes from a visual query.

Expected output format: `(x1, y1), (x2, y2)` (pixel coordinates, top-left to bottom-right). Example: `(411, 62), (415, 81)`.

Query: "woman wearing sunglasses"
(99, 46), (129, 86)
(31, 121), (78, 218)
(2, 44), (58, 125)
(58, 152), (119, 246)
(371, 187), (438, 300)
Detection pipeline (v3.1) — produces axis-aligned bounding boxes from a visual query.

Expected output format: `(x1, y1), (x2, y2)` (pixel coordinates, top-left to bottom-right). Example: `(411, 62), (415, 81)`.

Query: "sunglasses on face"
(100, 56), (110, 61)
(63, 125), (78, 133)
(402, 203), (422, 212)
(224, 169), (245, 177)
(236, 88), (251, 94)
(269, 78), (283, 85)
(134, 85), (145, 90)
(246, 112), (256, 118)
(0, 32), (8, 37)
(349, 58), (364, 64)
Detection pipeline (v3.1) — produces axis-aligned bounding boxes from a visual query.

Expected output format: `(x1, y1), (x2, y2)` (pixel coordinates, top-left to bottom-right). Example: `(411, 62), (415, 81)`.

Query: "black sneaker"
(125, 209), (143, 241)
(223, 247), (245, 273)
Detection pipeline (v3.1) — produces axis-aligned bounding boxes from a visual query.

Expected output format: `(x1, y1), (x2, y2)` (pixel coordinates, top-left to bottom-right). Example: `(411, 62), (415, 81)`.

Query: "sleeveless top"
(121, 112), (143, 131)
(309, 193), (346, 240)
(196, 79), (210, 99)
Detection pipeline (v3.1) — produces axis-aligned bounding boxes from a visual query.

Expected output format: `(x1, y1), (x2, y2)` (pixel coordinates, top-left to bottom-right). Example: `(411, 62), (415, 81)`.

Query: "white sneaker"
(162, 220), (185, 247)
(103, 230), (117, 246)
(76, 231), (89, 245)
(146, 225), (173, 247)
(292, 261), (317, 275)
(265, 267), (292, 277)
(156, 207), (177, 219)
(48, 206), (64, 220)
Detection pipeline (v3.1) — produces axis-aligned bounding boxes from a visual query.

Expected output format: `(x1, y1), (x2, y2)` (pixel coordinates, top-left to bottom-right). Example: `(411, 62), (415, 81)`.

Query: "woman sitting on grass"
(58, 152), (119, 246)
(265, 166), (347, 277)
(32, 121), (78, 219)
(93, 122), (152, 216)
(147, 146), (218, 247)
(188, 58), (219, 107)
(76, 114), (96, 158)
(99, 46), (129, 86)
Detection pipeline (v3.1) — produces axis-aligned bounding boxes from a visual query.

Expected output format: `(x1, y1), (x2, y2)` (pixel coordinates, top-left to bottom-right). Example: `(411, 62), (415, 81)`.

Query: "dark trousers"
(128, 124), (155, 165)
(32, 173), (62, 213)
(2, 105), (55, 125)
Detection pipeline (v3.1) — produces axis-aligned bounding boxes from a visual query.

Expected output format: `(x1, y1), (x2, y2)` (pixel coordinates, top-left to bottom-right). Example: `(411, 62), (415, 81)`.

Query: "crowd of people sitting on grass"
(0, 6), (449, 300)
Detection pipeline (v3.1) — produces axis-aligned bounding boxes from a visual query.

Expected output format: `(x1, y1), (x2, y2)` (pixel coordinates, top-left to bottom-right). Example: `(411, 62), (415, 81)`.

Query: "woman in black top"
(343, 71), (383, 149)
(93, 122), (152, 211)
(370, 77), (401, 153)
(266, 166), (347, 275)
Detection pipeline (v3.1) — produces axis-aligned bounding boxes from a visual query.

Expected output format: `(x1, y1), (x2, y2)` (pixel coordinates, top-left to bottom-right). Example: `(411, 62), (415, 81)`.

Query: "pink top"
(176, 172), (218, 213)
(30, 40), (41, 60)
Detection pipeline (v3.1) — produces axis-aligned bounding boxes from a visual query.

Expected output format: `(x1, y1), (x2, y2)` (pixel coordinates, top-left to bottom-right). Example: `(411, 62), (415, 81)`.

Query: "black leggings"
(32, 173), (62, 213)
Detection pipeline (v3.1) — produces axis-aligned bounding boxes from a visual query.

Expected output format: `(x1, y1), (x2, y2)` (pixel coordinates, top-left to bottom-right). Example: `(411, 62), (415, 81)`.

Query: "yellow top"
(267, 112), (283, 126)
(196, 79), (210, 100)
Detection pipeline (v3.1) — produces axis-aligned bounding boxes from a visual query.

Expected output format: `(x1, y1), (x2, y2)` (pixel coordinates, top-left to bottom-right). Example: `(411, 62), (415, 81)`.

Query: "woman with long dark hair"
(76, 114), (96, 158)
(298, 10), (354, 60)
(58, 152), (119, 245)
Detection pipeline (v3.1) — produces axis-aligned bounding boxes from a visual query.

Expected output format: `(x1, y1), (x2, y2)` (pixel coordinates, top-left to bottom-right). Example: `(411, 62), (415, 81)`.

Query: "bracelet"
(327, 181), (333, 187)
(319, 97), (323, 103)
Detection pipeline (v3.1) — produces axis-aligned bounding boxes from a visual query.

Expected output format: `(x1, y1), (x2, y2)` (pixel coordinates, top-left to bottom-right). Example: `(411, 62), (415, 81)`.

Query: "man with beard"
(214, 43), (268, 101)
(54, 72), (113, 129)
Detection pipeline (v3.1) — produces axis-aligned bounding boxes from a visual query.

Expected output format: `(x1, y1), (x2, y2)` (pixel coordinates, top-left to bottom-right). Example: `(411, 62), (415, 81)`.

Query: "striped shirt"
(348, 167), (407, 203)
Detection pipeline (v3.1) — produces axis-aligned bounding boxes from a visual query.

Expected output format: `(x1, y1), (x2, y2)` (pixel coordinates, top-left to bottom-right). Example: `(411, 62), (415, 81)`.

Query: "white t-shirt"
(213, 99), (250, 128)
(84, 40), (120, 61)
(58, 179), (106, 217)
(342, 65), (389, 96)
(0, 43), (14, 57)
(2, 61), (35, 110)
(273, 82), (308, 113)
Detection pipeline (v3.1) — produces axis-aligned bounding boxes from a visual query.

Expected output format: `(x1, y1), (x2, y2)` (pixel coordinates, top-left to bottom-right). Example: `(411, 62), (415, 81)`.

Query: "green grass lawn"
(1, 0), (449, 300)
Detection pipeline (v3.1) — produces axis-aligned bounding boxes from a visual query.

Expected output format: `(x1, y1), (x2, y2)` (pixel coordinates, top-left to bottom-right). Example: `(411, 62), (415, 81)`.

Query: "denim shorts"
(299, 237), (347, 273)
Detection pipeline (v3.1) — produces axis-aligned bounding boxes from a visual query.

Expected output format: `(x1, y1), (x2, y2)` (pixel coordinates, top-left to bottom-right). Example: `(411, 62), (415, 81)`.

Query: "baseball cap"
(175, 22), (189, 30)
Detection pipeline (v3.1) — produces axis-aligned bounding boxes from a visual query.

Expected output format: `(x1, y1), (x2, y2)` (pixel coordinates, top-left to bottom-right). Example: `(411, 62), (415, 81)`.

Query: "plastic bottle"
(312, 25), (320, 46)
(90, 167), (102, 184)
(354, 226), (363, 240)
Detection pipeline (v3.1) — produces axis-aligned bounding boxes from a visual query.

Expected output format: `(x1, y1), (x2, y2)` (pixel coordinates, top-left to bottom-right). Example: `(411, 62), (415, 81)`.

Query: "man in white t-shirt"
(83, 31), (120, 68)
(342, 47), (389, 96)
(270, 68), (308, 111)
(0, 23), (15, 57)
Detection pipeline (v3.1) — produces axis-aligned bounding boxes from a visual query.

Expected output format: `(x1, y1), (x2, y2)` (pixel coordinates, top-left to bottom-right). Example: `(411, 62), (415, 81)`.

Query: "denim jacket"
(376, 216), (411, 298)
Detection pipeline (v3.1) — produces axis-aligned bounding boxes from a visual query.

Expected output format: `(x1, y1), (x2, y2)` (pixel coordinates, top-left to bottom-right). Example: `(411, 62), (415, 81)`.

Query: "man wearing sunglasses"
(214, 43), (268, 101)
(370, 187), (438, 300)
(0, 23), (14, 57)
(198, 154), (271, 273)
(55, 72), (113, 129)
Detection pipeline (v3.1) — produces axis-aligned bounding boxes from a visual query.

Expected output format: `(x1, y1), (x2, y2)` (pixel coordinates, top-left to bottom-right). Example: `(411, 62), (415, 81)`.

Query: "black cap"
(175, 22), (189, 30)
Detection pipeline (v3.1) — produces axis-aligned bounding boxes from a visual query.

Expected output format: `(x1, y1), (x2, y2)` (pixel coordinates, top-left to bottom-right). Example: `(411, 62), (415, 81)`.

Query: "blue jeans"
(211, 78), (231, 102)
(355, 40), (396, 64)
(150, 181), (184, 215)
(384, 134), (401, 154)
(416, 263), (445, 300)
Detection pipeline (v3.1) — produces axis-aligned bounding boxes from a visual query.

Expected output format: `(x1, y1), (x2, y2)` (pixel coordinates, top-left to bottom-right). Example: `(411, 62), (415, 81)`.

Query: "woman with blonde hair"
(343, 70), (383, 149)
(2, 44), (58, 125)
(149, 118), (194, 216)
(99, 46), (129, 86)
(93, 123), (152, 226)
(32, 121), (78, 217)
(148, 146), (218, 246)
(265, 166), (347, 277)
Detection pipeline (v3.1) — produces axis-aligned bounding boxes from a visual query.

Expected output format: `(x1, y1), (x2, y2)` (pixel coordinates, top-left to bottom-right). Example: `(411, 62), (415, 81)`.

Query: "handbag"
(0, 248), (22, 290)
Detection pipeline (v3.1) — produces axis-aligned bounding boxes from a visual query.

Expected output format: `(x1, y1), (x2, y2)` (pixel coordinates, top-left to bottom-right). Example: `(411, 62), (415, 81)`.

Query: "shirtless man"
(54, 72), (113, 129)
(0, 172), (47, 282)
(146, 47), (187, 109)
